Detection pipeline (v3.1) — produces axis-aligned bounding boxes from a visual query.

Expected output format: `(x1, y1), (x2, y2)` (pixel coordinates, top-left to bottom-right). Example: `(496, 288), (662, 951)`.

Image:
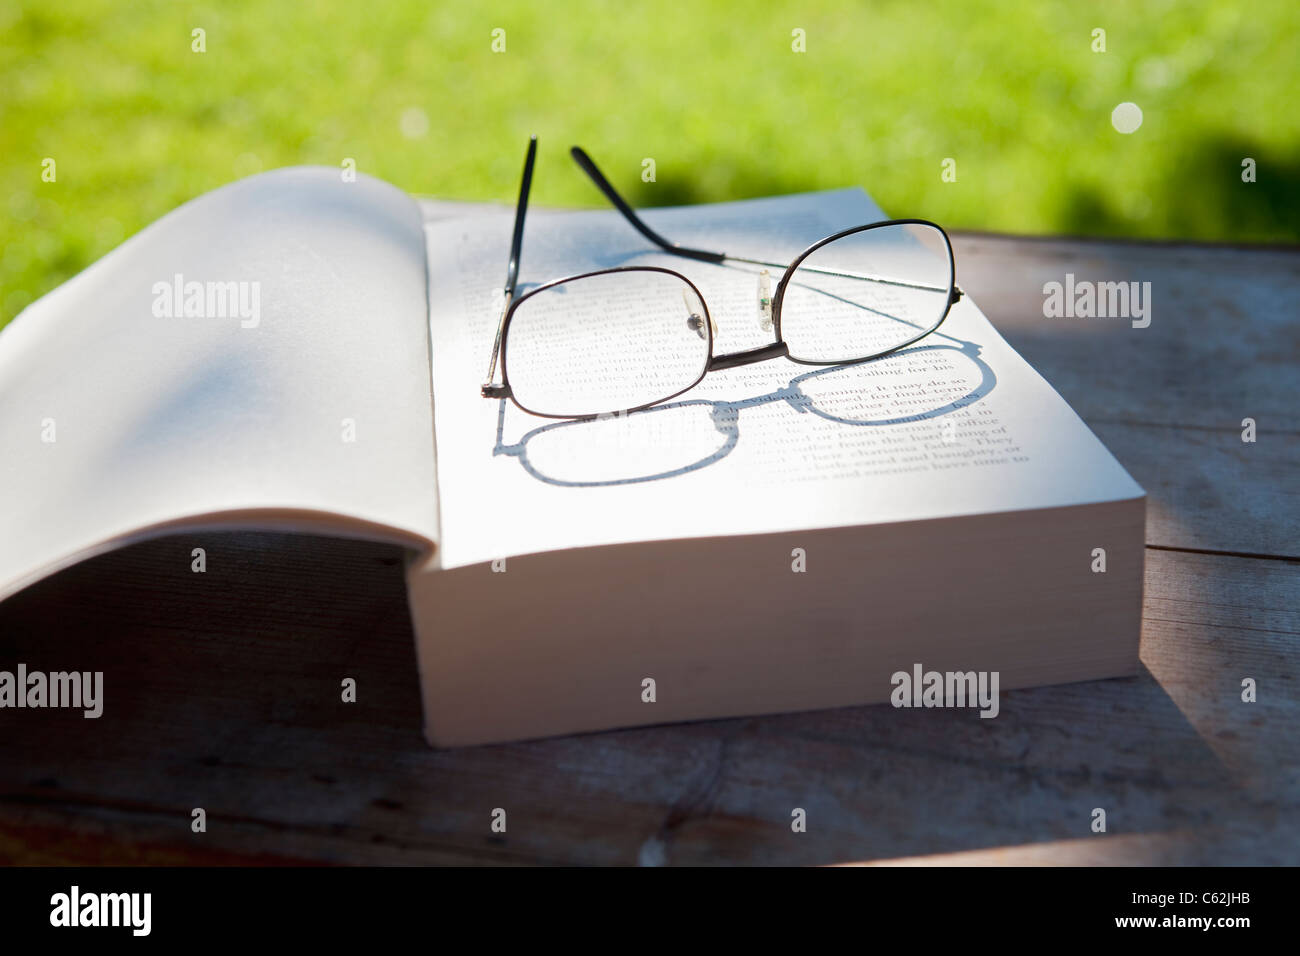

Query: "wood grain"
(0, 536), (1294, 866)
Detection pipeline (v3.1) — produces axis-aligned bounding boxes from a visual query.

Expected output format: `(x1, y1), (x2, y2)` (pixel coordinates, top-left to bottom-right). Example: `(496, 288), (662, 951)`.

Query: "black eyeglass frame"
(482, 136), (964, 420)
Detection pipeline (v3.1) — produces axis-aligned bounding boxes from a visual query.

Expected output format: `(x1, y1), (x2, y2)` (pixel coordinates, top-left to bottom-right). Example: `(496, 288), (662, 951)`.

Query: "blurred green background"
(2, 0), (1297, 329)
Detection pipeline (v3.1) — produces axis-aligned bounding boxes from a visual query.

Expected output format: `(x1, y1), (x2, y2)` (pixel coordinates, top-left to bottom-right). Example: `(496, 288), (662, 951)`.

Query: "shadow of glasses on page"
(492, 333), (996, 487)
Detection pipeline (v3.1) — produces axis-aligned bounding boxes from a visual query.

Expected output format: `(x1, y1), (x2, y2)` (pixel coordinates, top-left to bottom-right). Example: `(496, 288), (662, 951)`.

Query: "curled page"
(0, 167), (438, 600)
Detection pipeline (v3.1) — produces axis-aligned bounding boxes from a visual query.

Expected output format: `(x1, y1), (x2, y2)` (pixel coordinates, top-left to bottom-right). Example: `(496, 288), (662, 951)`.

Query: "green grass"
(2, 0), (1297, 329)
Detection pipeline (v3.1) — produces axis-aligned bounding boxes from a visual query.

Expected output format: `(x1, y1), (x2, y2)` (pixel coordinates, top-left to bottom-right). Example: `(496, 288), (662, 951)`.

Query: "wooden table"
(1, 209), (1297, 865)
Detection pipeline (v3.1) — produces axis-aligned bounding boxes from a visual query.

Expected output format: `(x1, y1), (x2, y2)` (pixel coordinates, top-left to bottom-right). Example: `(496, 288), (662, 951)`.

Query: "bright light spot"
(1111, 102), (1143, 134)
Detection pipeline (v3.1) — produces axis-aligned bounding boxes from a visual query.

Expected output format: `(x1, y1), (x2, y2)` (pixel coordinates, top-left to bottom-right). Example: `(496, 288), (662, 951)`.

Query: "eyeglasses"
(481, 136), (963, 420)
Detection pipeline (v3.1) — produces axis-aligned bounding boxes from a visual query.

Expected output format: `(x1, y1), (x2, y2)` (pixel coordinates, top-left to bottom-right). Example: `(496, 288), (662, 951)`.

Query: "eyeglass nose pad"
(683, 288), (716, 341)
(757, 269), (774, 332)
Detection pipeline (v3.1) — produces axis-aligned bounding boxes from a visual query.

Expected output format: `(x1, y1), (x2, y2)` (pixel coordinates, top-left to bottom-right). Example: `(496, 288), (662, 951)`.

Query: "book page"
(0, 167), (439, 600)
(424, 189), (1142, 570)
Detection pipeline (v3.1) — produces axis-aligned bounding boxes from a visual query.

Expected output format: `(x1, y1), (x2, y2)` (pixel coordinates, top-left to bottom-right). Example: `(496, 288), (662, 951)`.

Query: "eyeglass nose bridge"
(707, 340), (790, 371)
(696, 270), (789, 370)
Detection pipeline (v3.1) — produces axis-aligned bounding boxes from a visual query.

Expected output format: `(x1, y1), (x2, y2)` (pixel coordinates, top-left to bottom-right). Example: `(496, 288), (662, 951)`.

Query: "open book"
(0, 166), (1145, 746)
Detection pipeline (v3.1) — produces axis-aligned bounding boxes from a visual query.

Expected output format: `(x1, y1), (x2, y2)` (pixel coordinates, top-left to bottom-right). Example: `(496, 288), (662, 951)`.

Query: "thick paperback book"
(0, 167), (1145, 746)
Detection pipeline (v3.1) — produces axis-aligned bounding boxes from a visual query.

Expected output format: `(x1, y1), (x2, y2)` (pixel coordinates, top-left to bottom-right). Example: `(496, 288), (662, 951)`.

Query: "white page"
(0, 167), (438, 600)
(424, 189), (1142, 570)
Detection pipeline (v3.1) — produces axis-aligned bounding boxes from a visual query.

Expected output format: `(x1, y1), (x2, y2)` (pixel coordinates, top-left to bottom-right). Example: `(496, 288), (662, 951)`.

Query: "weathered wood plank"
(1091, 421), (1299, 558)
(0, 534), (1294, 865)
(949, 233), (1300, 430)
(949, 232), (1300, 559)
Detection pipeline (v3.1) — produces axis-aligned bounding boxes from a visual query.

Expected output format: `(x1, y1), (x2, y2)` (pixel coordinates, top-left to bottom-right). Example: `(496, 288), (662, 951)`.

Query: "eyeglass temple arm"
(570, 145), (962, 303)
(742, 255), (963, 301)
(569, 146), (727, 264)
(484, 135), (538, 393)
